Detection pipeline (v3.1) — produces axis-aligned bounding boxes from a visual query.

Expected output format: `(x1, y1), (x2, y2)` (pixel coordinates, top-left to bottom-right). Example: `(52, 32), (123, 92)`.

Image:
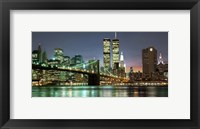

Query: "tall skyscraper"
(32, 43), (44, 64)
(103, 38), (111, 70)
(156, 53), (168, 80)
(54, 48), (64, 63)
(119, 51), (126, 77)
(142, 47), (157, 79)
(38, 43), (42, 63)
(119, 52), (125, 68)
(42, 50), (48, 63)
(112, 32), (120, 68)
(158, 53), (164, 64)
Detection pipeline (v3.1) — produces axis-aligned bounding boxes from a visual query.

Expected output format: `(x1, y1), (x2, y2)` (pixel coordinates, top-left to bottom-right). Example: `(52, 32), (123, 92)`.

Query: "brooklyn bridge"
(32, 60), (128, 86)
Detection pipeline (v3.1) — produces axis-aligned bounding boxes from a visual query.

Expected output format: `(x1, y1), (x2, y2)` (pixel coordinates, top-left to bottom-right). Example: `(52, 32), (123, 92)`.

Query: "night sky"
(32, 32), (168, 72)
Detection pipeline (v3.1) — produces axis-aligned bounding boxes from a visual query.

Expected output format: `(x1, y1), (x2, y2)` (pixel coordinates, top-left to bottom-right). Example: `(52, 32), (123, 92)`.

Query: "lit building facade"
(48, 59), (60, 67)
(54, 48), (64, 63)
(157, 63), (168, 73)
(75, 55), (83, 64)
(70, 55), (83, 66)
(158, 53), (164, 65)
(128, 67), (134, 82)
(156, 53), (168, 81)
(119, 52), (126, 77)
(103, 38), (111, 70)
(112, 37), (119, 68)
(142, 47), (157, 79)
(113, 62), (119, 76)
(63, 56), (70, 67)
(32, 50), (39, 63)
(156, 63), (168, 80)
(119, 52), (125, 67)
(38, 44), (42, 63)
(133, 71), (142, 81)
(32, 44), (49, 66)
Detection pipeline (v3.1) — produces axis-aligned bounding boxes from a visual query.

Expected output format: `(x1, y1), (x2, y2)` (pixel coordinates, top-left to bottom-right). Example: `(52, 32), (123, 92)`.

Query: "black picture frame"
(0, 0), (199, 129)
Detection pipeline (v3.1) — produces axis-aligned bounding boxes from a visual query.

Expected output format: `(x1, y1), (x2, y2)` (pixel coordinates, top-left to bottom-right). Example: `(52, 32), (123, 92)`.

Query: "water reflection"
(32, 85), (168, 97)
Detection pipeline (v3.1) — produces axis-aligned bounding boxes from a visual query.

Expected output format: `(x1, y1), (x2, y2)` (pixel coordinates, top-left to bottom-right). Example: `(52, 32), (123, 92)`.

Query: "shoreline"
(32, 85), (168, 87)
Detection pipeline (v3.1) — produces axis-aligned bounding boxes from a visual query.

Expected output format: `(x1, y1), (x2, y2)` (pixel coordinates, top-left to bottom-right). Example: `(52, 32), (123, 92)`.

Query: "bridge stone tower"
(88, 60), (100, 85)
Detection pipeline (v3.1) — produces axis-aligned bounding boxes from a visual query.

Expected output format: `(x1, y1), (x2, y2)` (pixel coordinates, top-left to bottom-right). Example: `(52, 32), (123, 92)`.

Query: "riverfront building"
(54, 48), (64, 63)
(103, 38), (111, 70)
(70, 54), (83, 66)
(112, 32), (120, 68)
(142, 47), (157, 79)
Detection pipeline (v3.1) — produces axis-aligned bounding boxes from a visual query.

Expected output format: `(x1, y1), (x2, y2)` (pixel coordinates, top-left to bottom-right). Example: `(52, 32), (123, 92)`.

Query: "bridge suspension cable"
(70, 60), (98, 69)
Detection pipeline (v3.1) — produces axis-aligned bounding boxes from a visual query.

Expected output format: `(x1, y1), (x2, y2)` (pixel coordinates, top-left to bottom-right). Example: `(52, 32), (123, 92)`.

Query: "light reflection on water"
(32, 85), (168, 97)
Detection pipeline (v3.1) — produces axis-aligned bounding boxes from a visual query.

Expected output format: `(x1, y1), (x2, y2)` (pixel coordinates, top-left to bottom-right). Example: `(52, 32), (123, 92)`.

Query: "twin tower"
(103, 32), (125, 70)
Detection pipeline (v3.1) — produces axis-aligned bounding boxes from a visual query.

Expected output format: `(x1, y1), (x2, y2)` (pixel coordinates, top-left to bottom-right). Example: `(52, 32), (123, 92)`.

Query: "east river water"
(32, 85), (168, 97)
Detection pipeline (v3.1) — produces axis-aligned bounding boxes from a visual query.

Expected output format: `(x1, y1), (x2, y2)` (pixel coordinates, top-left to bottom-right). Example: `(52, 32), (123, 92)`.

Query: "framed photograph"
(32, 31), (168, 97)
(0, 0), (199, 129)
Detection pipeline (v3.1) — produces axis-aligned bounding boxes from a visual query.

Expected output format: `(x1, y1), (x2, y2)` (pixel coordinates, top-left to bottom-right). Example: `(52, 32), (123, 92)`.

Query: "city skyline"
(32, 32), (168, 72)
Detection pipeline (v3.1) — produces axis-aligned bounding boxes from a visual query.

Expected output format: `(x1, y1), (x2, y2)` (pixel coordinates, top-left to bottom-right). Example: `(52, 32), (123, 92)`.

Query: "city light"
(32, 32), (168, 97)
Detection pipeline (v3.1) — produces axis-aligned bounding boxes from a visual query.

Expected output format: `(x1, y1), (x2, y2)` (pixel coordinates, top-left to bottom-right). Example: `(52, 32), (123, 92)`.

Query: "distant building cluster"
(33, 45), (84, 67)
(142, 47), (168, 81)
(128, 47), (168, 82)
(32, 43), (48, 64)
(32, 44), (97, 86)
(103, 33), (168, 82)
